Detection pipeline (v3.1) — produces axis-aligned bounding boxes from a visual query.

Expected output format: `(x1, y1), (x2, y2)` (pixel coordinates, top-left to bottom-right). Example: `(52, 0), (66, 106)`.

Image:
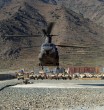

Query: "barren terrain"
(1, 79), (104, 110)
(0, 0), (104, 69)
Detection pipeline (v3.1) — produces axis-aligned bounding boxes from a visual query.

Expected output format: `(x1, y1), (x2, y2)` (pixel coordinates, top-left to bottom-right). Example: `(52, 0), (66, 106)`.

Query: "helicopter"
(38, 22), (89, 69)
(38, 22), (59, 68)
(3, 22), (88, 69)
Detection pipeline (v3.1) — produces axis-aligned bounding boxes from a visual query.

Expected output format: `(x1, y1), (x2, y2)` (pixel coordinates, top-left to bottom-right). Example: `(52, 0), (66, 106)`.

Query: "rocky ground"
(0, 79), (104, 110)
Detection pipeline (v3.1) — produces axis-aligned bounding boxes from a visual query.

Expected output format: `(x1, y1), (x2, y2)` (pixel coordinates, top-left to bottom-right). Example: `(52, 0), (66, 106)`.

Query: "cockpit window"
(43, 44), (53, 47)
(50, 44), (53, 46)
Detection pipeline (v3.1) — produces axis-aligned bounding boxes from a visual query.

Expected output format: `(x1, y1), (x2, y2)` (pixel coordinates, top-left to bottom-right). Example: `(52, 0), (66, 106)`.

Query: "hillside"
(0, 0), (104, 69)
(50, 0), (104, 27)
(0, 0), (11, 9)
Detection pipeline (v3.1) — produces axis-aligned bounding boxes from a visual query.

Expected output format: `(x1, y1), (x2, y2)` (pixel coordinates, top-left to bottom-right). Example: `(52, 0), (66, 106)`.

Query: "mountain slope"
(0, 0), (104, 69)
(0, 0), (11, 9)
(52, 0), (104, 27)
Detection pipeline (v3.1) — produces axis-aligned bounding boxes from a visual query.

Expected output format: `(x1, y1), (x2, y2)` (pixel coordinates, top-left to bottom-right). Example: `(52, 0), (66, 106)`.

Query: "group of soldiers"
(15, 69), (72, 84)
(15, 68), (104, 84)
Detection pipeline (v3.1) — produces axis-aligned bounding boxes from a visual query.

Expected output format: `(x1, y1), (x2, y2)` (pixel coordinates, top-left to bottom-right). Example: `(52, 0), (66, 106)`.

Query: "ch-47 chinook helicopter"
(38, 22), (89, 69)
(3, 22), (88, 69)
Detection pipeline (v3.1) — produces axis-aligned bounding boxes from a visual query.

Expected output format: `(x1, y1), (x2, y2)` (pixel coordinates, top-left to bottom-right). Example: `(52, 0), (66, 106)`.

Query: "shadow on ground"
(78, 84), (104, 86)
(0, 74), (16, 80)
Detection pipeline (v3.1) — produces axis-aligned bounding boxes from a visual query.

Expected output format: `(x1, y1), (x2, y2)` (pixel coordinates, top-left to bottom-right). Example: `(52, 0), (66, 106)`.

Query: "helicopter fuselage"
(38, 42), (59, 66)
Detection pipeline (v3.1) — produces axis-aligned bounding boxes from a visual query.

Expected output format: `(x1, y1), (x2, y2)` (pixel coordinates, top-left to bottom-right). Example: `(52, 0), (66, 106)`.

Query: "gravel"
(0, 79), (22, 91)
(0, 80), (104, 110)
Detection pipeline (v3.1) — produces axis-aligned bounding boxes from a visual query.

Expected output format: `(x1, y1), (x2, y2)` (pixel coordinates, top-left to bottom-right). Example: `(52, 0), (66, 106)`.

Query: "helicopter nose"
(44, 47), (52, 51)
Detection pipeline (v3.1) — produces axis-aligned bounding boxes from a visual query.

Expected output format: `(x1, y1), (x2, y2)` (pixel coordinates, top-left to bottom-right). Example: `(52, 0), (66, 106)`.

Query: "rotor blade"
(20, 46), (40, 49)
(47, 22), (54, 35)
(42, 29), (47, 35)
(56, 45), (89, 48)
(50, 35), (58, 36)
(1, 35), (41, 37)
